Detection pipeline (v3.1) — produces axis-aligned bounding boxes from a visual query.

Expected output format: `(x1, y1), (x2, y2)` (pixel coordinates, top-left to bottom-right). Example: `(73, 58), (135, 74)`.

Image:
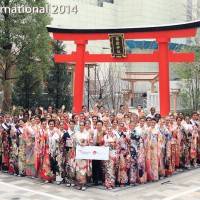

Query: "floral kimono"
(2, 130), (10, 171)
(180, 124), (191, 168)
(48, 128), (60, 181)
(159, 126), (172, 176)
(103, 132), (118, 189)
(190, 126), (199, 165)
(143, 127), (152, 181)
(157, 128), (166, 177)
(39, 129), (54, 181)
(56, 130), (67, 182)
(137, 135), (146, 184)
(135, 126), (147, 183)
(74, 130), (91, 186)
(117, 132), (130, 186)
(129, 129), (140, 184)
(170, 133), (178, 174)
(0, 130), (2, 170)
(65, 129), (76, 185)
(34, 125), (41, 176)
(147, 128), (159, 181)
(25, 125), (36, 177)
(196, 126), (200, 163)
(18, 127), (26, 176)
(171, 128), (181, 169)
(8, 127), (19, 175)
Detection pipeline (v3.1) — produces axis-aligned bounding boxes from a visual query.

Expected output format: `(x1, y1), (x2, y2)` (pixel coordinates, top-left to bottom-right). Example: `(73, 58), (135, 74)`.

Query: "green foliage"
(46, 41), (72, 110)
(0, 0), (52, 108)
(174, 45), (200, 111)
(0, 0), (51, 60)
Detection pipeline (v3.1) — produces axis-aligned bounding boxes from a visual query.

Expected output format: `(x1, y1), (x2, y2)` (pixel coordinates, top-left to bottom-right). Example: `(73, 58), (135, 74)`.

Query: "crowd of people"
(0, 104), (200, 191)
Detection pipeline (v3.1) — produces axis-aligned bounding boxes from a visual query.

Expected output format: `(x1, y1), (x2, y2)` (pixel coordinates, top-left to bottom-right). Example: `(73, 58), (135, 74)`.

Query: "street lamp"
(66, 63), (74, 108)
(85, 63), (98, 111)
(171, 88), (180, 114)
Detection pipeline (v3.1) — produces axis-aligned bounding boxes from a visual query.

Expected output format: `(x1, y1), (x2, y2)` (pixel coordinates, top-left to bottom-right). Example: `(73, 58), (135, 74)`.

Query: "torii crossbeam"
(47, 20), (200, 116)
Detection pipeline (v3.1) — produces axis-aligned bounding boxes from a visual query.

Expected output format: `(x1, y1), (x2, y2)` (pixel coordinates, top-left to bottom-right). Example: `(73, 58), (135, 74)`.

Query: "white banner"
(75, 146), (109, 160)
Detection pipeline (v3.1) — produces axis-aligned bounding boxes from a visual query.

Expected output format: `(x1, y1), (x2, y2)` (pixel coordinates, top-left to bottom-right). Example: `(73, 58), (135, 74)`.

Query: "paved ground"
(0, 168), (200, 200)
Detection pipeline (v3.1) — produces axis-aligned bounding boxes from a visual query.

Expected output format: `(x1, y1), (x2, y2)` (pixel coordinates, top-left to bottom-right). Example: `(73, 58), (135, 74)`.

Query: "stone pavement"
(0, 168), (200, 200)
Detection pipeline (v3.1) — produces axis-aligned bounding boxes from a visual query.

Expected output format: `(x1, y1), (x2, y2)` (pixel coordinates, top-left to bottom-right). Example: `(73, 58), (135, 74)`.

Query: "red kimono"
(2, 131), (10, 171)
(39, 129), (54, 181)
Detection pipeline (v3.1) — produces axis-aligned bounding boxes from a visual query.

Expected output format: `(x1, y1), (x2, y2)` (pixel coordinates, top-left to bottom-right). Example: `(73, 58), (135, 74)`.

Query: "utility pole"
(87, 64), (90, 111)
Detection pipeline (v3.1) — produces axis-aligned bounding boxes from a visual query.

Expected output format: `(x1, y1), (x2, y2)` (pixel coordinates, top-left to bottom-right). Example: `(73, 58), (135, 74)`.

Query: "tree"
(0, 0), (51, 111)
(46, 41), (72, 110)
(173, 46), (200, 111)
(89, 63), (124, 111)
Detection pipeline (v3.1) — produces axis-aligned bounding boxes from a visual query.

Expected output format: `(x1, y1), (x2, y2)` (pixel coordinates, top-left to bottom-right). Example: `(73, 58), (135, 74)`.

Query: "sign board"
(76, 146), (109, 160)
(109, 33), (127, 58)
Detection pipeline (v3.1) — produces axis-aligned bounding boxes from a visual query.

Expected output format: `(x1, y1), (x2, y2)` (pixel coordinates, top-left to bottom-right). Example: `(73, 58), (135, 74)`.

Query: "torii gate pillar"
(157, 38), (170, 116)
(73, 40), (87, 113)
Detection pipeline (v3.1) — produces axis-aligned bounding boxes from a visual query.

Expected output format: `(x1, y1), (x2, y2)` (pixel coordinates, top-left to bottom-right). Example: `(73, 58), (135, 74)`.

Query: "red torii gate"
(47, 20), (200, 116)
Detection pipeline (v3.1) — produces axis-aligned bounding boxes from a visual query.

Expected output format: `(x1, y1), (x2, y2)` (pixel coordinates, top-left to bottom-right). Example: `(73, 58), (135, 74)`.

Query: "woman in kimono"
(49, 119), (64, 184)
(137, 132), (146, 184)
(135, 117), (147, 184)
(34, 115), (41, 177)
(173, 117), (184, 169)
(74, 121), (91, 190)
(182, 116), (193, 168)
(24, 117), (36, 177)
(117, 122), (130, 187)
(84, 120), (93, 183)
(157, 118), (167, 178)
(103, 126), (118, 189)
(0, 125), (3, 170)
(196, 119), (200, 164)
(129, 120), (146, 185)
(48, 119), (60, 183)
(158, 118), (172, 176)
(65, 120), (76, 187)
(170, 128), (179, 175)
(1, 125), (11, 172)
(129, 121), (139, 185)
(18, 119), (26, 176)
(56, 121), (67, 184)
(164, 117), (176, 175)
(8, 126), (19, 175)
(147, 118), (159, 181)
(39, 118), (54, 182)
(190, 124), (198, 167)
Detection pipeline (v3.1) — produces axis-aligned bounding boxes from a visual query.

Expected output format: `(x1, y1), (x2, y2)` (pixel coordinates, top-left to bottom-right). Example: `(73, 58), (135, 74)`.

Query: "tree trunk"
(2, 79), (12, 112)
(2, 63), (13, 112)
